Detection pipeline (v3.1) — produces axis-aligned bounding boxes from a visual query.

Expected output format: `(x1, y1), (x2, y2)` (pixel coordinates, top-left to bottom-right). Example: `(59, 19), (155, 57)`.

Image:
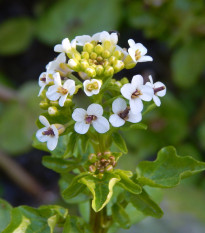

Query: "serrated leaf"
(63, 173), (89, 200)
(112, 132), (128, 154)
(0, 199), (12, 232)
(114, 170), (142, 194)
(2, 205), (68, 233)
(130, 122), (147, 130)
(79, 173), (121, 212)
(0, 17), (33, 55)
(136, 146), (205, 188)
(42, 156), (77, 173)
(112, 203), (130, 229)
(126, 189), (163, 218)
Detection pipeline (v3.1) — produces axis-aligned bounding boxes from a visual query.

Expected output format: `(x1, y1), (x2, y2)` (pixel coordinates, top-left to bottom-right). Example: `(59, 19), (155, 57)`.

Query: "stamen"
(131, 89), (142, 98)
(42, 128), (55, 136)
(85, 115), (97, 124)
(118, 107), (130, 120)
(40, 74), (46, 82)
(57, 87), (68, 95)
(154, 86), (165, 94)
(135, 49), (141, 60)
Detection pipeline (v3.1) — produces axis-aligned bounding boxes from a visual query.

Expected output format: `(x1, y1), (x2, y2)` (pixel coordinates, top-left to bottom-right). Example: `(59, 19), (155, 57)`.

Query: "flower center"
(135, 49), (141, 60)
(57, 86), (68, 95)
(42, 128), (55, 136)
(40, 74), (46, 83)
(154, 86), (165, 95)
(118, 107), (130, 120)
(86, 82), (99, 91)
(85, 115), (97, 124)
(131, 89), (142, 99)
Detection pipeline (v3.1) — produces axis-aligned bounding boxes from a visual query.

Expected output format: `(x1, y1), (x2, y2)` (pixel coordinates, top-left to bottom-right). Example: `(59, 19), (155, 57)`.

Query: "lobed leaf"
(0, 199), (12, 232)
(111, 203), (130, 229)
(112, 132), (128, 154)
(136, 146), (205, 188)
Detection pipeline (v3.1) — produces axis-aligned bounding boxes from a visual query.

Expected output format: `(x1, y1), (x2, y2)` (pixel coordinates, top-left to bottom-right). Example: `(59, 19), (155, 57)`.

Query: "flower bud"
(94, 44), (104, 54)
(90, 52), (97, 60)
(102, 50), (110, 59)
(96, 65), (104, 76)
(81, 51), (89, 59)
(67, 59), (80, 71)
(64, 98), (72, 106)
(89, 165), (96, 173)
(50, 100), (59, 106)
(121, 77), (129, 85)
(98, 173), (104, 179)
(109, 56), (116, 65)
(85, 67), (96, 78)
(80, 60), (89, 70)
(113, 60), (124, 73)
(115, 81), (122, 87)
(54, 124), (65, 135)
(103, 40), (112, 51)
(104, 66), (114, 76)
(124, 55), (136, 69)
(83, 42), (94, 53)
(39, 101), (49, 109)
(72, 52), (81, 61)
(105, 165), (113, 173)
(88, 153), (97, 163)
(113, 50), (123, 60)
(48, 106), (58, 116)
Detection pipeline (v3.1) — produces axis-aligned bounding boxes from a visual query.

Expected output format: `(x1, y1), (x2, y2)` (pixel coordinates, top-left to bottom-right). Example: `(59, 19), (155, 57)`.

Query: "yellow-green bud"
(109, 56), (116, 65)
(48, 106), (58, 116)
(104, 66), (114, 76)
(83, 42), (94, 53)
(54, 124), (65, 135)
(90, 52), (97, 60)
(81, 51), (89, 59)
(98, 173), (104, 179)
(85, 67), (96, 78)
(94, 44), (104, 54)
(64, 98), (72, 106)
(115, 81), (122, 87)
(124, 55), (136, 69)
(113, 60), (124, 73)
(50, 100), (59, 107)
(105, 165), (113, 173)
(96, 65), (104, 76)
(80, 60), (89, 70)
(67, 59), (80, 71)
(39, 101), (48, 109)
(121, 77), (129, 85)
(113, 50), (123, 60)
(72, 52), (81, 61)
(89, 165), (96, 173)
(102, 50), (111, 59)
(88, 153), (97, 163)
(103, 60), (109, 67)
(103, 40), (112, 51)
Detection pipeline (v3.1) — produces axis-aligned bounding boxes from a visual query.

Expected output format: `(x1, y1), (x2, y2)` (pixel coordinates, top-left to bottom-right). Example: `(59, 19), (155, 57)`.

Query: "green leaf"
(2, 205), (68, 233)
(112, 132), (128, 154)
(79, 173), (121, 212)
(136, 146), (205, 188)
(130, 122), (148, 130)
(0, 17), (33, 55)
(171, 41), (205, 88)
(114, 170), (142, 194)
(63, 132), (79, 158)
(126, 189), (163, 218)
(112, 203), (130, 229)
(62, 173), (89, 200)
(0, 199), (12, 232)
(42, 156), (78, 173)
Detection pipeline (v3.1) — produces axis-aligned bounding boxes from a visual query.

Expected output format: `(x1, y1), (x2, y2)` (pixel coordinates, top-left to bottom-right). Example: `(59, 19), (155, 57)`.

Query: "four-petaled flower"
(83, 79), (102, 96)
(54, 38), (76, 54)
(36, 116), (59, 151)
(46, 72), (75, 107)
(121, 75), (154, 114)
(128, 39), (153, 63)
(146, 75), (166, 106)
(109, 98), (142, 127)
(72, 104), (110, 134)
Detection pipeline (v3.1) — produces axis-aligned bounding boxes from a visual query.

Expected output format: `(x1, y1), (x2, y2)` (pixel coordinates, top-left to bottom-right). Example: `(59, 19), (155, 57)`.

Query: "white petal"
(109, 114), (125, 127)
(140, 86), (154, 101)
(153, 95), (161, 106)
(36, 127), (48, 142)
(110, 33), (118, 44)
(115, 45), (128, 57)
(92, 32), (101, 41)
(62, 38), (71, 52)
(130, 98), (143, 114)
(92, 116), (110, 133)
(38, 84), (46, 96)
(91, 89), (100, 95)
(54, 44), (63, 53)
(121, 83), (135, 100)
(59, 94), (68, 107)
(131, 75), (144, 87)
(75, 35), (91, 45)
(154, 82), (166, 97)
(53, 72), (62, 86)
(38, 72), (47, 87)
(128, 39), (136, 47)
(72, 108), (87, 122)
(128, 47), (136, 62)
(112, 98), (127, 114)
(148, 75), (153, 84)
(56, 52), (66, 63)
(87, 104), (103, 117)
(63, 79), (75, 93)
(74, 121), (90, 134)
(39, 116), (50, 127)
(47, 136), (58, 151)
(133, 43), (147, 56)
(127, 112), (142, 123)
(46, 90), (61, 101)
(138, 55), (153, 62)
(100, 31), (110, 42)
(71, 39), (76, 48)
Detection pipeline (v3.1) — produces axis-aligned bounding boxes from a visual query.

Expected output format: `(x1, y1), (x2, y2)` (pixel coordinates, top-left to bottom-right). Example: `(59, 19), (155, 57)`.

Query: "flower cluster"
(36, 31), (166, 151)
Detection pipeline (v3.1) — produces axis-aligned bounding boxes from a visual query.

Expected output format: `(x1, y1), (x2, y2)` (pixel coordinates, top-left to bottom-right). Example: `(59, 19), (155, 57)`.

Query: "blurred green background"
(0, 0), (205, 232)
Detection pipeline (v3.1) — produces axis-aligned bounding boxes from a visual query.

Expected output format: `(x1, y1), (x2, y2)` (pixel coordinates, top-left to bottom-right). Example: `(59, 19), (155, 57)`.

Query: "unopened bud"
(64, 98), (72, 106)
(99, 167), (105, 173)
(104, 66), (114, 76)
(54, 124), (65, 135)
(39, 101), (48, 109)
(48, 106), (58, 116)
(102, 50), (110, 59)
(89, 165), (96, 173)
(67, 59), (80, 71)
(113, 60), (124, 73)
(96, 65), (104, 76)
(83, 43), (94, 53)
(85, 67), (96, 78)
(88, 153), (97, 163)
(97, 152), (102, 158)
(90, 52), (97, 60)
(103, 41), (112, 51)
(115, 81), (122, 87)
(105, 165), (113, 173)
(98, 173), (104, 179)
(124, 55), (136, 69)
(81, 51), (89, 59)
(109, 56), (116, 65)
(72, 52), (81, 61)
(113, 50), (123, 59)
(94, 44), (104, 54)
(121, 77), (129, 85)
(80, 60), (89, 70)
(50, 100), (59, 107)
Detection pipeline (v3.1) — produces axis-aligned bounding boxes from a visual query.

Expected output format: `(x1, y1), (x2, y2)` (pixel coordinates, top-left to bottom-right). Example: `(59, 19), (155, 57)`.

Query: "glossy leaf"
(136, 146), (205, 188)
(126, 189), (163, 218)
(114, 170), (142, 194)
(130, 122), (147, 130)
(112, 203), (130, 229)
(0, 199), (12, 232)
(42, 156), (78, 173)
(79, 173), (121, 212)
(112, 132), (128, 154)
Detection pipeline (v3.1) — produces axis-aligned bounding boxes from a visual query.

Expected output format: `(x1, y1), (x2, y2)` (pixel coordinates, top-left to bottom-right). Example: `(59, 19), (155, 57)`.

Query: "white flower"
(46, 52), (66, 73)
(38, 72), (52, 96)
(72, 104), (110, 134)
(128, 39), (153, 63)
(109, 98), (142, 127)
(121, 75), (154, 114)
(54, 38), (76, 53)
(83, 79), (102, 96)
(99, 31), (118, 45)
(46, 72), (75, 107)
(146, 75), (166, 106)
(36, 116), (59, 151)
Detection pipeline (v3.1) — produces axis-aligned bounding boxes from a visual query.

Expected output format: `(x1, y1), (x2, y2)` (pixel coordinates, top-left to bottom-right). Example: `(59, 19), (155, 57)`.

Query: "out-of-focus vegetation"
(0, 0), (205, 232)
